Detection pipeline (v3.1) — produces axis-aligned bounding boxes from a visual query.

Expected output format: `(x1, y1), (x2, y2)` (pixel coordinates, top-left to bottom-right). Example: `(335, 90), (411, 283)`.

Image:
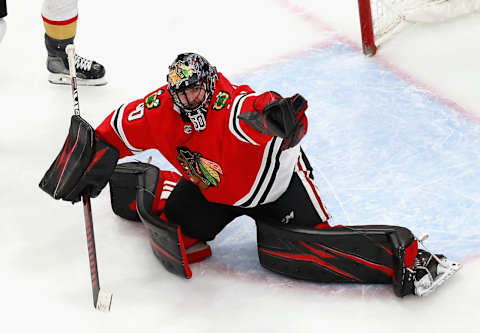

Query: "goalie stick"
(66, 44), (112, 312)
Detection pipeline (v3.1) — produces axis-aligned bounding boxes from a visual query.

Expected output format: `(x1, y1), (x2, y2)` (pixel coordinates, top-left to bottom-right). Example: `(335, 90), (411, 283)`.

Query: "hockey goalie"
(40, 52), (461, 297)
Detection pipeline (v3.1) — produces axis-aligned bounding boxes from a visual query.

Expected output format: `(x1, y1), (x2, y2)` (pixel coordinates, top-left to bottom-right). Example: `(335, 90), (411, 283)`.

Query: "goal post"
(358, 0), (480, 55)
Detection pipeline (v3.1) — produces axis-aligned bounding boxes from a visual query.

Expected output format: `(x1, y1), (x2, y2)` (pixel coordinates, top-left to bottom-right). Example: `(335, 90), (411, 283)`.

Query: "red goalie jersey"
(96, 73), (304, 207)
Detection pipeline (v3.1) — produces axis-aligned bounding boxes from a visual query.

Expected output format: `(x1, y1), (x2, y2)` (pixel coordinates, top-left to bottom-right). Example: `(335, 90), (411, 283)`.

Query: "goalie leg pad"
(135, 162), (192, 278)
(109, 162), (148, 222)
(109, 162), (181, 221)
(182, 234), (212, 264)
(256, 220), (417, 287)
(110, 162), (210, 276)
(144, 215), (192, 279)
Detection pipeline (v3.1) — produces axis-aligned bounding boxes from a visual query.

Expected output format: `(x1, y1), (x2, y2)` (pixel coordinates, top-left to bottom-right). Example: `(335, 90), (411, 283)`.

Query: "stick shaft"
(66, 44), (107, 310)
(65, 44), (80, 116)
(83, 194), (101, 305)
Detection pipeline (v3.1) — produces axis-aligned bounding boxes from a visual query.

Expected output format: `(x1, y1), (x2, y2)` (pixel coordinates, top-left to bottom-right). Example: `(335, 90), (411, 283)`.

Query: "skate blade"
(415, 260), (462, 296)
(48, 73), (107, 86)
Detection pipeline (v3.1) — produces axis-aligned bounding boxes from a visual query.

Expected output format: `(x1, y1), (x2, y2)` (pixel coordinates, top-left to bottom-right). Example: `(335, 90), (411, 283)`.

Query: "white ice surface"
(1, 1), (479, 333)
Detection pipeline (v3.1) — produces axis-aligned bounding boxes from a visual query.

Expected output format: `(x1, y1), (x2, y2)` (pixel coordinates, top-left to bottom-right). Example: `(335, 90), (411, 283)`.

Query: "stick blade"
(95, 290), (113, 312)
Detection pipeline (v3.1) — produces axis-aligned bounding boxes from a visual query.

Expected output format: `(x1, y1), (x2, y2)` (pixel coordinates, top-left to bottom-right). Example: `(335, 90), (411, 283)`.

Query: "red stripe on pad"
(54, 129), (80, 195)
(86, 148), (107, 172)
(299, 241), (334, 258)
(177, 227), (192, 278)
(318, 244), (394, 278)
(56, 136), (70, 169)
(148, 236), (179, 263)
(404, 240), (418, 268)
(259, 247), (362, 282)
(128, 201), (137, 212)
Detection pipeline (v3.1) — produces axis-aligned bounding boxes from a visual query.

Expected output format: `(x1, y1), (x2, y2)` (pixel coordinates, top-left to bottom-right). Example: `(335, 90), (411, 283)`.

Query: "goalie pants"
(164, 169), (330, 241)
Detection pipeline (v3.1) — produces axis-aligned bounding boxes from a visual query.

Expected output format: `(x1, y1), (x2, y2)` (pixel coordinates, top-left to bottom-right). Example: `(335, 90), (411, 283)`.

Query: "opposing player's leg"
(0, 17), (5, 44)
(0, 0), (6, 44)
(42, 0), (106, 86)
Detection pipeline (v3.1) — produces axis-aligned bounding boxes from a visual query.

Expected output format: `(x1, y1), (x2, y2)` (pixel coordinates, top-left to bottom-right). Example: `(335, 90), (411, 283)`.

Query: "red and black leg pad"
(134, 162), (192, 279)
(39, 115), (119, 203)
(109, 162), (145, 222)
(256, 221), (417, 295)
(109, 162), (181, 222)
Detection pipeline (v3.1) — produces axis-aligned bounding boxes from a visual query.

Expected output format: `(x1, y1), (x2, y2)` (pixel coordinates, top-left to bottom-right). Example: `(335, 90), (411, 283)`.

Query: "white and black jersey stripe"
(228, 93), (262, 145)
(295, 151), (330, 222)
(298, 147), (314, 179)
(110, 104), (144, 154)
(235, 138), (300, 208)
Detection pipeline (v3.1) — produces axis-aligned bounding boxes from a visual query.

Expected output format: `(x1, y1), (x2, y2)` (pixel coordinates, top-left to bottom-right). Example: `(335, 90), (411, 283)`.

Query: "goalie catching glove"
(238, 92), (308, 150)
(39, 115), (119, 203)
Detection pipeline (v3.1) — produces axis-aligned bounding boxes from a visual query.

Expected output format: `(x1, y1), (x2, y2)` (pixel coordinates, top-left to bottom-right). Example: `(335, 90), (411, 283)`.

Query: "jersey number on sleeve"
(128, 103), (145, 122)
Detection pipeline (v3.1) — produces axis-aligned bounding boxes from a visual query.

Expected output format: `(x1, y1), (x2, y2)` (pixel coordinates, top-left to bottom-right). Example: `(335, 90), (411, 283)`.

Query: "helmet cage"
(167, 53), (218, 112)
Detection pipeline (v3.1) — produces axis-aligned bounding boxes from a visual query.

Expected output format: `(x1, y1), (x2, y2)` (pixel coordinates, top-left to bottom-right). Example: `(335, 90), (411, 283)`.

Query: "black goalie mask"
(167, 53), (218, 114)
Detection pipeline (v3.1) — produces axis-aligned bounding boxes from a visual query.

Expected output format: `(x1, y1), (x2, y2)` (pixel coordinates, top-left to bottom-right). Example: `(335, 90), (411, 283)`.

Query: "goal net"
(358, 0), (480, 55)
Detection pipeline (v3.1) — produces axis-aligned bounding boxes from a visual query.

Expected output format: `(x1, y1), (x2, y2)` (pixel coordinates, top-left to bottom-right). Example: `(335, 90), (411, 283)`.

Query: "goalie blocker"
(39, 115), (119, 203)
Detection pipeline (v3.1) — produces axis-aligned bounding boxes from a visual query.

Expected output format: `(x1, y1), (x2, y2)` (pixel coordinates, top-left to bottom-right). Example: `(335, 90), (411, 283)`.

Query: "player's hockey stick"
(66, 44), (112, 312)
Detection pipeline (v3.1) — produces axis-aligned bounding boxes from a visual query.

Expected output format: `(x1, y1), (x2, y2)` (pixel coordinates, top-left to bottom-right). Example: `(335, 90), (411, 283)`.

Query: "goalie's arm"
(39, 115), (119, 203)
(95, 99), (153, 158)
(237, 92), (308, 150)
(39, 99), (156, 203)
(40, 99), (155, 203)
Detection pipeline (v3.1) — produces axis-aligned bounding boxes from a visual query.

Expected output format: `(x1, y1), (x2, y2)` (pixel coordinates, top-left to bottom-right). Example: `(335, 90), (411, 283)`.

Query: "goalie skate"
(414, 253), (461, 296)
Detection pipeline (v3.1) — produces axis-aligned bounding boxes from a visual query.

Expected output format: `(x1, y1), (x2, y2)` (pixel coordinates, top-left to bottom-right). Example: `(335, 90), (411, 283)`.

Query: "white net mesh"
(370, 0), (480, 46)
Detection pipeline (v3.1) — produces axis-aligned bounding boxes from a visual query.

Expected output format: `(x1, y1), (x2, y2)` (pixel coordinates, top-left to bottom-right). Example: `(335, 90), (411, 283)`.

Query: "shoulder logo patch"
(145, 89), (165, 109)
(213, 91), (230, 111)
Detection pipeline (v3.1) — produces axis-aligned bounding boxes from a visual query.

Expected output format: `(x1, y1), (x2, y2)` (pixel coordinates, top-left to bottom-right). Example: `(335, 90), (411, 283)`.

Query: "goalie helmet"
(167, 53), (218, 113)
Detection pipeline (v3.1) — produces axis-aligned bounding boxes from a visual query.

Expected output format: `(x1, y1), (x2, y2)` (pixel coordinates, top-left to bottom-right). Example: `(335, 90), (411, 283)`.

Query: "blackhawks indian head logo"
(176, 146), (223, 189)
